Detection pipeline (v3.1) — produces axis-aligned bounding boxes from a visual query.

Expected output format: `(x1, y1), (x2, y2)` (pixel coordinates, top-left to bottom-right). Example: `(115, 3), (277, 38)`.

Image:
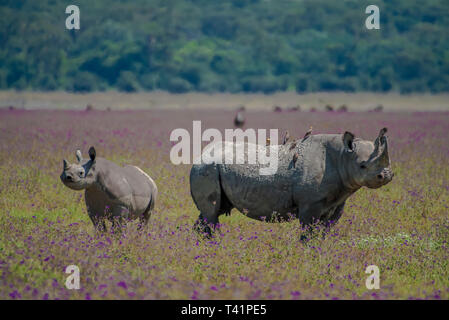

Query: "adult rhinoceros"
(190, 128), (393, 235)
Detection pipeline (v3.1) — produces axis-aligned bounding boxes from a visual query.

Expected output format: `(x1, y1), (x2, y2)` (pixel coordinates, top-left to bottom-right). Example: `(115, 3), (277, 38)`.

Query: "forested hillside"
(1, 0), (448, 93)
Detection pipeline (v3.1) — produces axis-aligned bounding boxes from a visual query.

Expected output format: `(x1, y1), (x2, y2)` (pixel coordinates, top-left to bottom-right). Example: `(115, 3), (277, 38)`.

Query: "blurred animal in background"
(325, 104), (334, 112)
(373, 104), (384, 112)
(237, 105), (246, 111)
(287, 105), (301, 112)
(273, 105), (282, 112)
(234, 109), (245, 127)
(338, 105), (348, 112)
(86, 104), (94, 112)
(60, 147), (158, 232)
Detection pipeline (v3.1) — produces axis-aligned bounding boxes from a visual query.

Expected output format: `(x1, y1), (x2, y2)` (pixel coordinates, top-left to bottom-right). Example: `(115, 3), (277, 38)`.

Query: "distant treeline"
(1, 0), (448, 93)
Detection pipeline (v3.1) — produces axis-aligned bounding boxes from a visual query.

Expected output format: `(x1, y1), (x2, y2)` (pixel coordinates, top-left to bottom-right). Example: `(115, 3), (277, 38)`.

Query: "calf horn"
(76, 150), (82, 163)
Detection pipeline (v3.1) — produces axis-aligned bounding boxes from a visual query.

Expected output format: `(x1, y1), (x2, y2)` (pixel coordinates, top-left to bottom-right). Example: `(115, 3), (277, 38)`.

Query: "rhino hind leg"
(138, 193), (156, 230)
(138, 208), (151, 231)
(190, 164), (232, 236)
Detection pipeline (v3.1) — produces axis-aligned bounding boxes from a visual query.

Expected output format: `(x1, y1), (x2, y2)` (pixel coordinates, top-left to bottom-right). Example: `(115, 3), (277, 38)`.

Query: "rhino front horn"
(377, 136), (390, 166)
(381, 135), (389, 156)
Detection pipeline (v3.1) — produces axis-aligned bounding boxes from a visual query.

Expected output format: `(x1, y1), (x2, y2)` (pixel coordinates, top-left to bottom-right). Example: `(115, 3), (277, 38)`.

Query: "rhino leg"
(138, 210), (151, 230)
(325, 202), (345, 228)
(298, 202), (328, 242)
(313, 202), (346, 239)
(88, 213), (107, 232)
(190, 164), (225, 236)
(109, 205), (130, 232)
(300, 202), (346, 242)
(138, 195), (155, 230)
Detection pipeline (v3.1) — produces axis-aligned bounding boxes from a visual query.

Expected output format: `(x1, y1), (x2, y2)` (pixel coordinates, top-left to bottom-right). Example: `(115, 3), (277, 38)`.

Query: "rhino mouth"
(367, 171), (394, 189)
(63, 181), (85, 190)
(367, 182), (386, 189)
(60, 174), (85, 190)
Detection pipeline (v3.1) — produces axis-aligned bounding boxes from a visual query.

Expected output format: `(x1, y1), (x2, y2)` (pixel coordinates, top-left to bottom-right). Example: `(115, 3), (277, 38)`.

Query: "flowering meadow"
(0, 108), (448, 299)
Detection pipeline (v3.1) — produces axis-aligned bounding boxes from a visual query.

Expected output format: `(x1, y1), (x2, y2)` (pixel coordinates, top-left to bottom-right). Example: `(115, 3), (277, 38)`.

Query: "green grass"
(0, 109), (448, 299)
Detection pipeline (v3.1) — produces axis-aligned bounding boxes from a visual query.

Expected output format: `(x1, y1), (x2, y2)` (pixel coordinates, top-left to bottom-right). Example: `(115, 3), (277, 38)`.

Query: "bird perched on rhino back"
(190, 128), (393, 237)
(282, 130), (290, 145)
(302, 126), (313, 142)
(60, 147), (157, 231)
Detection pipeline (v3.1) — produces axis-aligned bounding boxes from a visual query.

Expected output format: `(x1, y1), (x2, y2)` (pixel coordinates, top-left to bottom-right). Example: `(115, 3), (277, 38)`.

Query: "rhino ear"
(343, 131), (355, 152)
(63, 159), (70, 170)
(75, 149), (82, 163)
(88, 146), (96, 161)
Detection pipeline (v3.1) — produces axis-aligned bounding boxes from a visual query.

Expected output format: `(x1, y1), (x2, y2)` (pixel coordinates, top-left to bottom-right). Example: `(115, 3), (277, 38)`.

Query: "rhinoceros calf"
(60, 147), (157, 231)
(190, 128), (393, 235)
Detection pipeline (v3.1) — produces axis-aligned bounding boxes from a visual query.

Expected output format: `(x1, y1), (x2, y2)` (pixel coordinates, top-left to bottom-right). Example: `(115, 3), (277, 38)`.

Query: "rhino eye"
(78, 171), (84, 178)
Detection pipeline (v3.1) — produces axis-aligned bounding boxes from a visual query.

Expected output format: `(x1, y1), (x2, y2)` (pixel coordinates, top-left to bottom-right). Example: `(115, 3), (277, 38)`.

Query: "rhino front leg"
(324, 202), (345, 229)
(298, 202), (326, 242)
(299, 202), (346, 242)
(193, 213), (219, 238)
(89, 213), (107, 233)
(110, 205), (130, 232)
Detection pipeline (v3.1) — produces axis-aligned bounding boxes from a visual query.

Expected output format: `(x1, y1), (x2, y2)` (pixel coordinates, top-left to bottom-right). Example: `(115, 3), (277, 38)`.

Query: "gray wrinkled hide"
(61, 150), (157, 230)
(190, 132), (393, 230)
(85, 159), (157, 222)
